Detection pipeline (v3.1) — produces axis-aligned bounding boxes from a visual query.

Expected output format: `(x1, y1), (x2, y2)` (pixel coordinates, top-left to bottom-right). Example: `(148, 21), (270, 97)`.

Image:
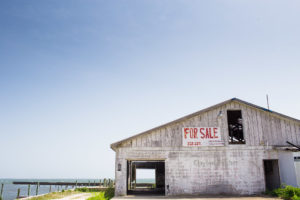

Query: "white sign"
(182, 127), (224, 146)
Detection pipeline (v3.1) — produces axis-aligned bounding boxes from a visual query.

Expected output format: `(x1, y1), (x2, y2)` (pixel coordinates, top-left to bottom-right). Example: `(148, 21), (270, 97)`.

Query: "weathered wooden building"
(111, 98), (300, 196)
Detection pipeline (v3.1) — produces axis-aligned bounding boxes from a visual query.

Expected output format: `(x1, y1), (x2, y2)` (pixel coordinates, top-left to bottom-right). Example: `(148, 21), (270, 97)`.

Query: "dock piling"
(27, 184), (30, 197)
(36, 182), (39, 195)
(0, 184), (4, 199)
(17, 188), (20, 199)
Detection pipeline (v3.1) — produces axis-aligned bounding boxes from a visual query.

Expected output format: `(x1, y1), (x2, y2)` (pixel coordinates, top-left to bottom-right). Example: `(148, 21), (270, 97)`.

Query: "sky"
(0, 0), (300, 179)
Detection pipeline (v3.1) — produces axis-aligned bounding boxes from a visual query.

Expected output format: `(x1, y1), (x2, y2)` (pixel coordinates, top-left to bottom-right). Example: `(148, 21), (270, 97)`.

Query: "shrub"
(292, 195), (300, 200)
(271, 185), (300, 200)
(86, 187), (115, 200)
(75, 187), (103, 192)
(104, 187), (114, 200)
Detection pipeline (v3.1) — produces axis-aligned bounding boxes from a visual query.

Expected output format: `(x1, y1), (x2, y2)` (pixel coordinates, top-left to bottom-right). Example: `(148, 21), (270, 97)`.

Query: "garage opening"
(264, 159), (280, 191)
(127, 160), (165, 195)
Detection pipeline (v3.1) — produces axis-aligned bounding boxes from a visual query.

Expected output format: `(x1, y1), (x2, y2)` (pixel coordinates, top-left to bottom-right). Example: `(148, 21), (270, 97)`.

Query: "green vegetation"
(28, 190), (79, 200)
(87, 188), (115, 200)
(26, 187), (114, 200)
(75, 187), (104, 192)
(0, 196), (2, 200)
(268, 185), (300, 200)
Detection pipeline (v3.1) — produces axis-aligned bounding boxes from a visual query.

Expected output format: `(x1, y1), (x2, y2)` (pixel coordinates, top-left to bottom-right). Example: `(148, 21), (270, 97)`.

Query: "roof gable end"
(111, 98), (300, 150)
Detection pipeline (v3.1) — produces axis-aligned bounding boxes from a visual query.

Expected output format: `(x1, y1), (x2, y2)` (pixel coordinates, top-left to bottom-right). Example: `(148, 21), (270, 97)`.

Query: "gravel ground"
(56, 193), (93, 200)
(112, 195), (280, 200)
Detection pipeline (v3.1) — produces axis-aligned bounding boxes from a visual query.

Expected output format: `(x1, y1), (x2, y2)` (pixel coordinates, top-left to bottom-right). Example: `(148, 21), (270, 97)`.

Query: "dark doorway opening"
(127, 160), (165, 195)
(227, 110), (245, 144)
(264, 159), (280, 191)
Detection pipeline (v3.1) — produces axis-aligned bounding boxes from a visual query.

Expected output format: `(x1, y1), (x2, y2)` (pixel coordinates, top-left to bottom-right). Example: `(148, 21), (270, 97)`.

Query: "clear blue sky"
(0, 0), (299, 179)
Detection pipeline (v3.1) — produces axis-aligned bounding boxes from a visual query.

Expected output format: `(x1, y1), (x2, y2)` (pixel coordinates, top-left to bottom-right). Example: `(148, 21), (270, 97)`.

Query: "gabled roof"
(111, 98), (300, 151)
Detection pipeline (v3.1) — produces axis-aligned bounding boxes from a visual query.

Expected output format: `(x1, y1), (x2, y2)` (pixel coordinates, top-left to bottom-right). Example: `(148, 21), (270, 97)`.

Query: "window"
(294, 157), (300, 161)
(227, 110), (245, 144)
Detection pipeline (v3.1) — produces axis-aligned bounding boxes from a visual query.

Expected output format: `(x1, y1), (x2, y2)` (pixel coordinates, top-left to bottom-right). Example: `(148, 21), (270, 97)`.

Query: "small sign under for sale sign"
(182, 127), (224, 146)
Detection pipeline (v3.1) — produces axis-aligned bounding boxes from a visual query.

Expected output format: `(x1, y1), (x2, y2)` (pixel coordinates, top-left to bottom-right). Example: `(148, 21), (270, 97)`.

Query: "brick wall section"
(115, 146), (278, 196)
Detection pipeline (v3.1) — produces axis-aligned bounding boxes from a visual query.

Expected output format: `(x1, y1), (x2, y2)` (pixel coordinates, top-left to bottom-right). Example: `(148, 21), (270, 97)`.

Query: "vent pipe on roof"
(266, 94), (270, 110)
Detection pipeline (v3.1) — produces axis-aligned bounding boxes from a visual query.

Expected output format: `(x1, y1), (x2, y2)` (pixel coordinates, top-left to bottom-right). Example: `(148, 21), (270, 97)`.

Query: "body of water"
(0, 179), (105, 200)
(0, 178), (154, 200)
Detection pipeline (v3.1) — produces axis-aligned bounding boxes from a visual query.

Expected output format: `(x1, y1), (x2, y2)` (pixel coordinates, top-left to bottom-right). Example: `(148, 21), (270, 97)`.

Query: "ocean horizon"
(0, 178), (155, 200)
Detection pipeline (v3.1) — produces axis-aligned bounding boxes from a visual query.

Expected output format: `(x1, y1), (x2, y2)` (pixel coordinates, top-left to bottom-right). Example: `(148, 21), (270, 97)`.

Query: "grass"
(28, 190), (79, 200)
(87, 188), (115, 200)
(75, 187), (106, 192)
(26, 187), (114, 200)
(268, 185), (300, 200)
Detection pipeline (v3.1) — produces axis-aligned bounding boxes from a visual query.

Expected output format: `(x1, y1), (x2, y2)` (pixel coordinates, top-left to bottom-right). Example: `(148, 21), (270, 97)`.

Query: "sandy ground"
(112, 196), (280, 200)
(56, 193), (93, 200)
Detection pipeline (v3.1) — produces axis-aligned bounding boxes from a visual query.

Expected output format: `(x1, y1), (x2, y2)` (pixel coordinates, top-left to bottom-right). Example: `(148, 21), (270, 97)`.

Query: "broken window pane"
(227, 110), (245, 144)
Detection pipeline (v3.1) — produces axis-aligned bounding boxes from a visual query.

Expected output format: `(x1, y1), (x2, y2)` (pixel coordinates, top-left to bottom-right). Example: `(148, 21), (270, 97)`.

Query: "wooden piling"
(17, 188), (20, 199)
(0, 183), (4, 198)
(36, 182), (39, 195)
(49, 185), (51, 193)
(75, 180), (78, 188)
(103, 179), (106, 187)
(27, 184), (31, 197)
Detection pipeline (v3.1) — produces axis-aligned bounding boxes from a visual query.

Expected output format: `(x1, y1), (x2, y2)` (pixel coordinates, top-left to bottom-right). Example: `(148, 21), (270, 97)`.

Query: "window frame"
(227, 109), (246, 145)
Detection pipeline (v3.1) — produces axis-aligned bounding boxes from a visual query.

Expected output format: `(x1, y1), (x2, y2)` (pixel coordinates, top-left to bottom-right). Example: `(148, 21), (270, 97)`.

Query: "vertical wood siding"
(120, 102), (300, 148)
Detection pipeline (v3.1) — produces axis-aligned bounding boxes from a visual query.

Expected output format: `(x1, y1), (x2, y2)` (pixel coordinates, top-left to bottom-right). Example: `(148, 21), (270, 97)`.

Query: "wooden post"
(88, 181), (90, 187)
(75, 180), (78, 188)
(27, 184), (31, 197)
(49, 185), (51, 193)
(0, 183), (4, 199)
(36, 182), (39, 195)
(17, 188), (20, 199)
(99, 180), (102, 188)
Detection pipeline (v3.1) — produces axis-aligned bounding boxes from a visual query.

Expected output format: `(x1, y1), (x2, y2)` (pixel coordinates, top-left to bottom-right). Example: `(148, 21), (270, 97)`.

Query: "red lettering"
(205, 128), (210, 138)
(200, 128), (205, 138)
(184, 128), (189, 139)
(213, 128), (218, 138)
(193, 128), (198, 138)
(209, 128), (213, 138)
